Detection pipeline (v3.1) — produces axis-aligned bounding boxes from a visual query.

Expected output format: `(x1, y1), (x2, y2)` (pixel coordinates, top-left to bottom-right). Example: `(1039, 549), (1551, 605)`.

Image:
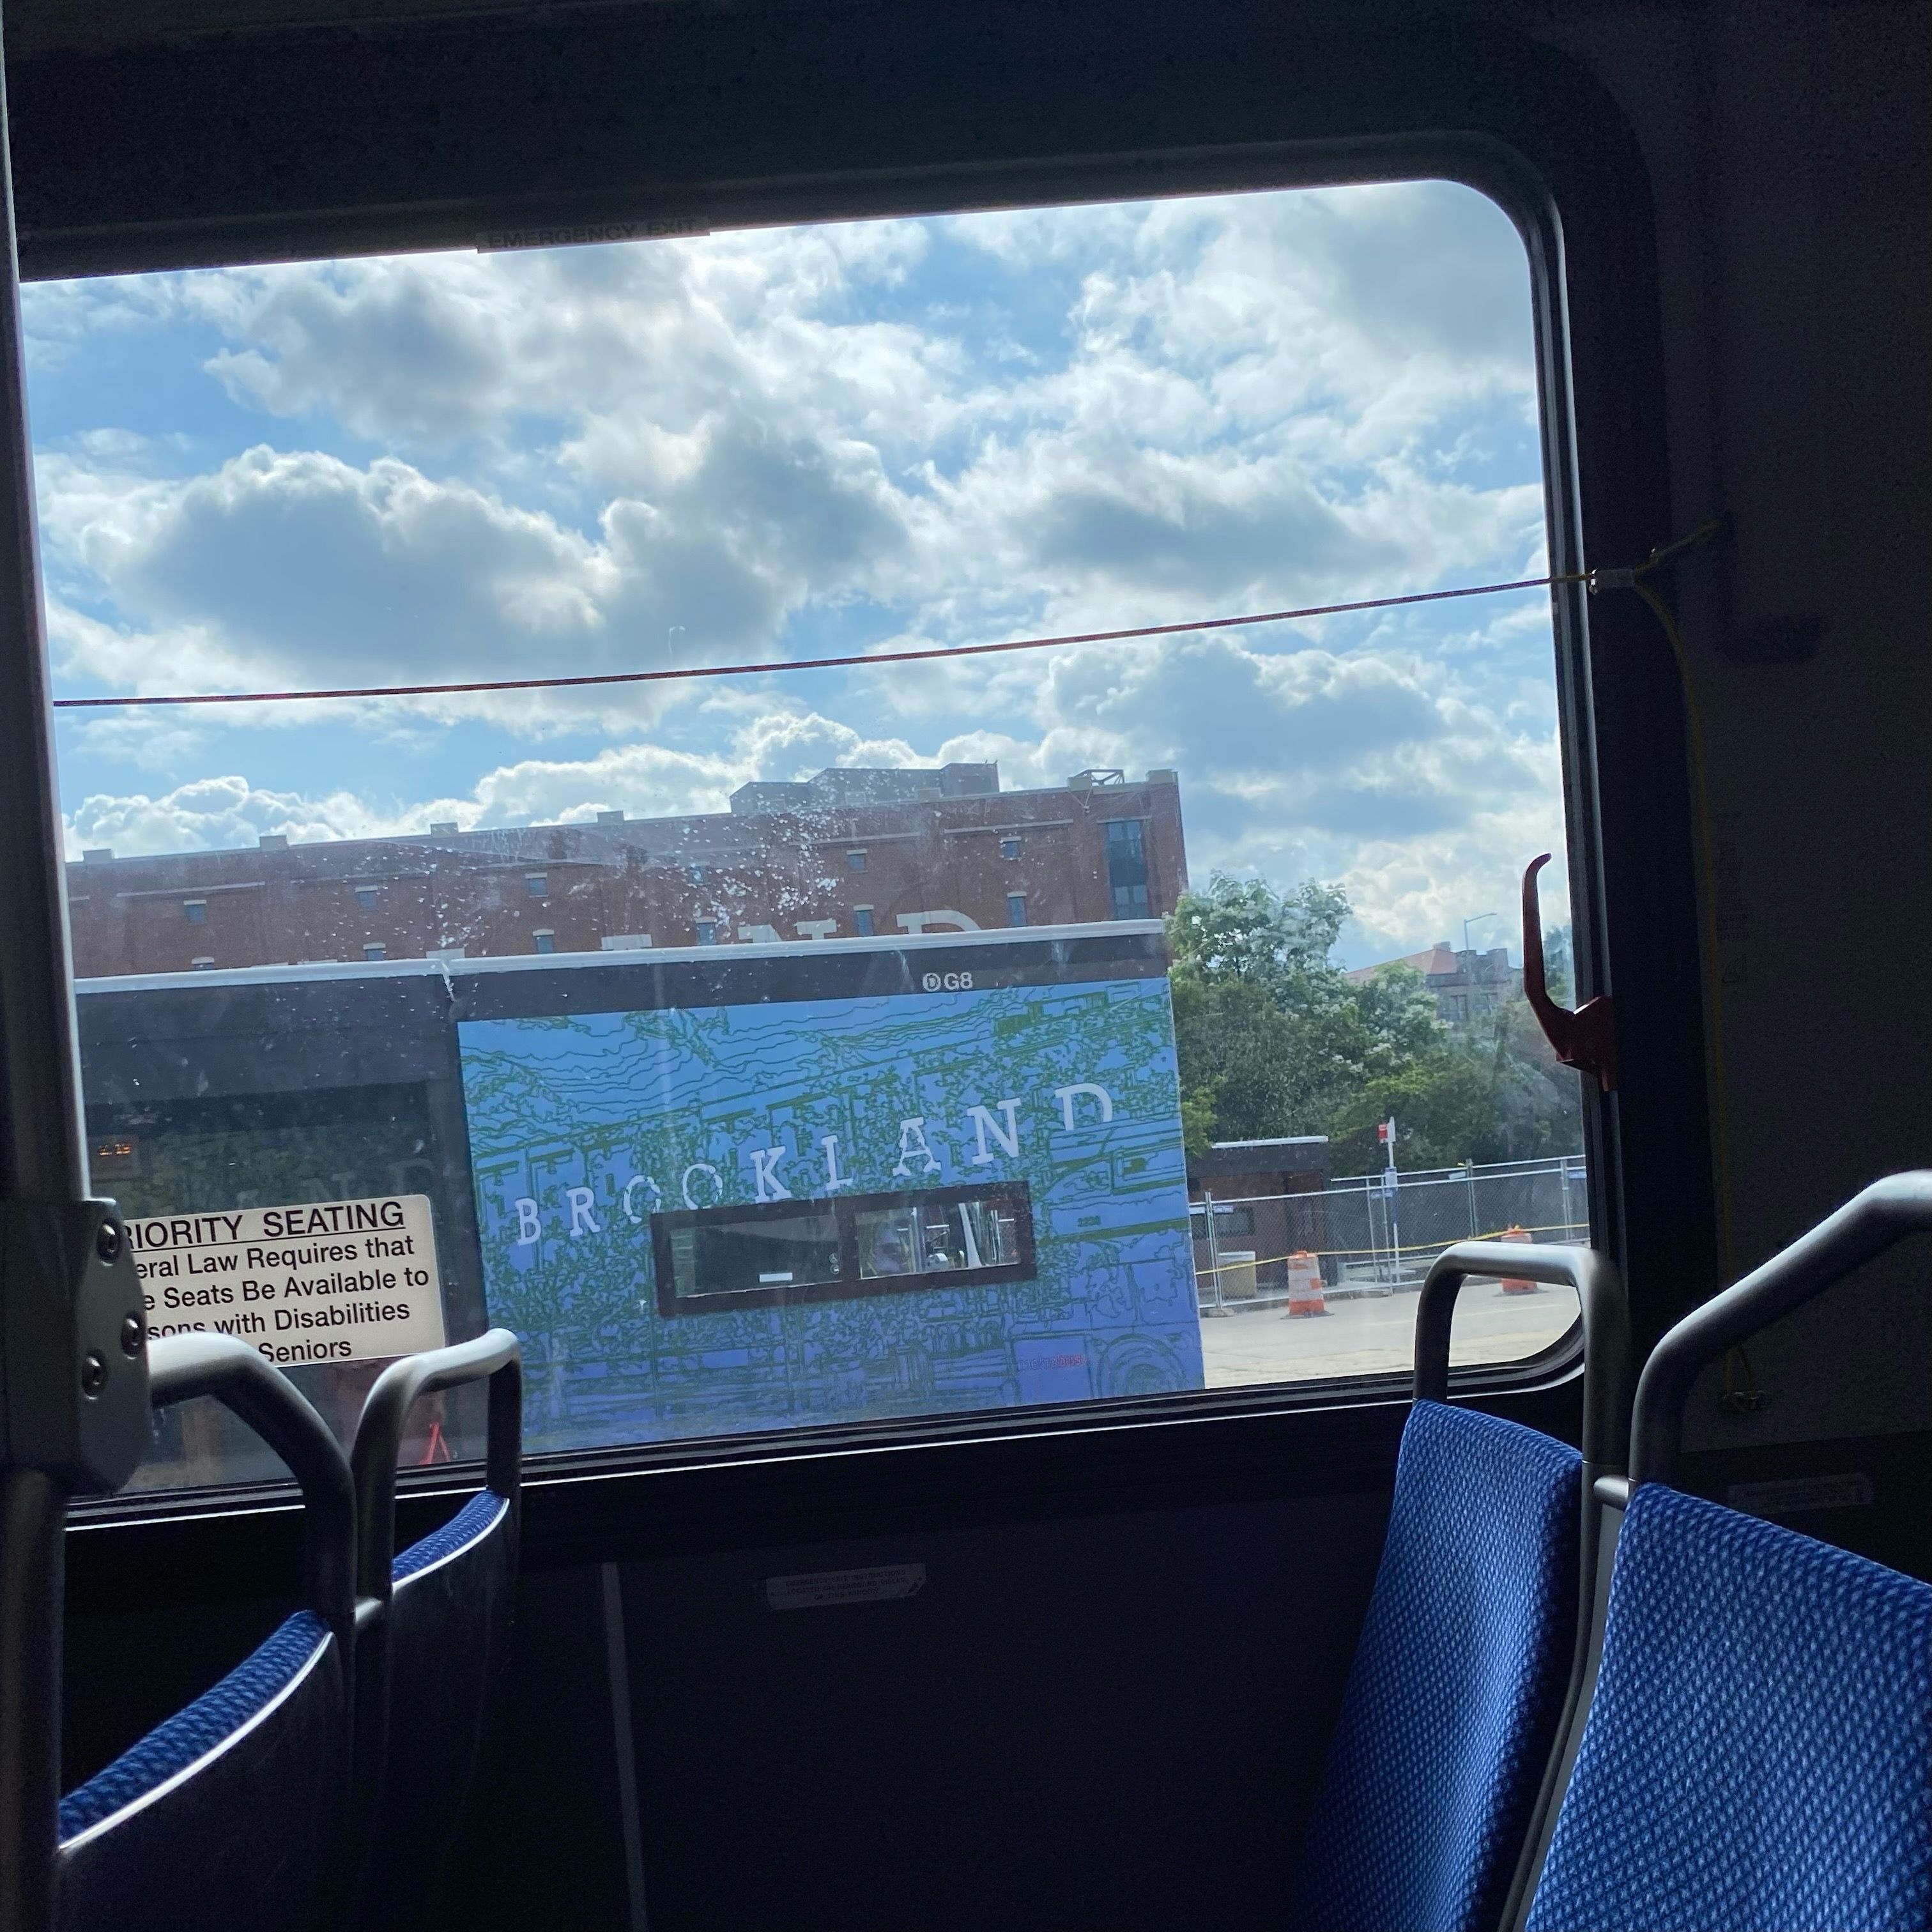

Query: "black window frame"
(24, 4), (1712, 1563)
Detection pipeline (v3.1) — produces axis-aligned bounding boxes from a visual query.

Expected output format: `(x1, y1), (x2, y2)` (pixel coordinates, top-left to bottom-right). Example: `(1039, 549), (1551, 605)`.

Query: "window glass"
(37, 179), (1584, 1486)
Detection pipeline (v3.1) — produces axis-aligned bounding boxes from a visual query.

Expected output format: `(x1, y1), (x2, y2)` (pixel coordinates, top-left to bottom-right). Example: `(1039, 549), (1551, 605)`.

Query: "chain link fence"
(1190, 1156), (1589, 1312)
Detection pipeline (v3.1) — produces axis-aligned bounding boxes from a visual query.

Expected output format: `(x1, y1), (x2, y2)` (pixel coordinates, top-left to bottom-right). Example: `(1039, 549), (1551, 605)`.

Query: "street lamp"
(1463, 911), (1500, 954)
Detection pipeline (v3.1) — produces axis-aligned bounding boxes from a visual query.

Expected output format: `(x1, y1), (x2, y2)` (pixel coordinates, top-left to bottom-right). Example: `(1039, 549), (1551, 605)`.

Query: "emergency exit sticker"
(130, 1195), (447, 1368)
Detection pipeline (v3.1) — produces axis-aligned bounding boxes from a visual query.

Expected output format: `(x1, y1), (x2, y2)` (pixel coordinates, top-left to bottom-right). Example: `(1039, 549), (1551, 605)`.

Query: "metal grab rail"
(1417, 1240), (1632, 1932)
(1414, 1241), (1631, 1476)
(146, 1333), (358, 1649)
(350, 1328), (522, 1605)
(1631, 1170), (1932, 1487)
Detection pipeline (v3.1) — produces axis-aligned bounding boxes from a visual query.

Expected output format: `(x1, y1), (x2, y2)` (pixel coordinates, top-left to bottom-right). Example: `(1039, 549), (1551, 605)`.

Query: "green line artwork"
(459, 974), (1204, 1449)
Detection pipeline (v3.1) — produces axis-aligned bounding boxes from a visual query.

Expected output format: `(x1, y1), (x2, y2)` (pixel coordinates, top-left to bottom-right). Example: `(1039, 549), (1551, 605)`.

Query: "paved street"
(1197, 1280), (1581, 1387)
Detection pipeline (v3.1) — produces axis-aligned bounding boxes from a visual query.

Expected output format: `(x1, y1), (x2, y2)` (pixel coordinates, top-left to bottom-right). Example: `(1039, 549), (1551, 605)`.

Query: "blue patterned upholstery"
(59, 1612), (330, 1843)
(1285, 1399), (1582, 1932)
(1527, 1483), (1932, 1932)
(392, 1489), (507, 1583)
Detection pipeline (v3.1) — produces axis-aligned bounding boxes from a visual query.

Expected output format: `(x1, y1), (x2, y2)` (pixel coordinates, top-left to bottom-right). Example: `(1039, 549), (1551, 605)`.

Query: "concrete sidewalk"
(1197, 1281), (1580, 1388)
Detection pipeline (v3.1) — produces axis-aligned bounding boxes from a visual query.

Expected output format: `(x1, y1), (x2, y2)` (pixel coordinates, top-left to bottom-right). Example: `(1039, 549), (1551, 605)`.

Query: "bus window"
(38, 178), (1586, 1487)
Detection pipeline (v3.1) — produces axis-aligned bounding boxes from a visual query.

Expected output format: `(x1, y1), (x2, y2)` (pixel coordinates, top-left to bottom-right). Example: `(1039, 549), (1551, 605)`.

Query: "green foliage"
(1167, 872), (1583, 1171)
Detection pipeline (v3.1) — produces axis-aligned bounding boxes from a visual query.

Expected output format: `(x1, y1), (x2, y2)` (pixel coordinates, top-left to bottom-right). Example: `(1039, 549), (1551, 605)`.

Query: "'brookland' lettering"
(127, 1194), (446, 1366)
(502, 1081), (1120, 1245)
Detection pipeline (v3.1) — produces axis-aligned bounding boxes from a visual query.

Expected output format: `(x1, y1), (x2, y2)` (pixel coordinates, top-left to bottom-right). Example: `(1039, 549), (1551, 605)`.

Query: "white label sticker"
(763, 1563), (927, 1611)
(129, 1195), (447, 1368)
(1727, 1473), (1873, 1517)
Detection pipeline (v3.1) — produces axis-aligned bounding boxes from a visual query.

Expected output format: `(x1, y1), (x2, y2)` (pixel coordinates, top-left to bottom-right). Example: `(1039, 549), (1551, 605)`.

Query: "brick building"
(1346, 939), (1522, 1029)
(66, 764), (1188, 978)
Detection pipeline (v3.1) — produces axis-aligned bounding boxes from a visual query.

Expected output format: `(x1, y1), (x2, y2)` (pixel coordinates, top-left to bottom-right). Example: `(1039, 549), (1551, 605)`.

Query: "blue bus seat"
(1526, 1485), (1932, 1932)
(348, 1331), (521, 1930)
(1514, 1174), (1932, 1932)
(1285, 1239), (1628, 1932)
(54, 1335), (355, 1932)
(1285, 1399), (1583, 1932)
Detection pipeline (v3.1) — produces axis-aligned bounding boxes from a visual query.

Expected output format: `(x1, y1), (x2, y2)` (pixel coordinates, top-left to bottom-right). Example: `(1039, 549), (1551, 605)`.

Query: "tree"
(1167, 870), (1583, 1169)
(1168, 873), (1452, 1149)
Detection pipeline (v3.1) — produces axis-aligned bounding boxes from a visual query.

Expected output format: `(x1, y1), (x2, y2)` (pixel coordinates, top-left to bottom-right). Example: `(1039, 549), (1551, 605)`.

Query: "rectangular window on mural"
(652, 1181), (1034, 1317)
(38, 174), (1588, 1489)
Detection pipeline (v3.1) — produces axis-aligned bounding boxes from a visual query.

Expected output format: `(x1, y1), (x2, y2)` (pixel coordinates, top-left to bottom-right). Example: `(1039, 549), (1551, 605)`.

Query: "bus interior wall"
(15, 0), (1932, 1926)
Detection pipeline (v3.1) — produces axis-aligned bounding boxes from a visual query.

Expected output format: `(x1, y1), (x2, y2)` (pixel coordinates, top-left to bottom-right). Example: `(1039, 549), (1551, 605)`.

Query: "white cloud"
(38, 180), (1565, 955)
(61, 704), (928, 858)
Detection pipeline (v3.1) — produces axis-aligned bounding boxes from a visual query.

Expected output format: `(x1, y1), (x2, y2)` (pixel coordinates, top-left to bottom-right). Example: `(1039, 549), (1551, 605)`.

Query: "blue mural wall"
(457, 973), (1203, 1450)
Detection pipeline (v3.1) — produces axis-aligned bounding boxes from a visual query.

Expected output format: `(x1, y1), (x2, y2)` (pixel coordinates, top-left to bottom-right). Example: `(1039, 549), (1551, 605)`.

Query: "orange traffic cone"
(1499, 1224), (1540, 1294)
(1285, 1250), (1329, 1317)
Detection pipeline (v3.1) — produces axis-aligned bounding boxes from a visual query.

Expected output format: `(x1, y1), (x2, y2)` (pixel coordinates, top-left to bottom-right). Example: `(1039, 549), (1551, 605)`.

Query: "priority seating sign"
(129, 1195), (448, 1367)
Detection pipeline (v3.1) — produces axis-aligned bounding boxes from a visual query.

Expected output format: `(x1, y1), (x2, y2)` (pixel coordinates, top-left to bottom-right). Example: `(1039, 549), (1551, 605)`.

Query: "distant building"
(1187, 1137), (1331, 1304)
(66, 764), (1188, 978)
(1346, 940), (1522, 1028)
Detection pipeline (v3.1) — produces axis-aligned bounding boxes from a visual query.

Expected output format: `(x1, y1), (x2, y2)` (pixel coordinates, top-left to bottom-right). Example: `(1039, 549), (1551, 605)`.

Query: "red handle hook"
(1522, 854), (1616, 1092)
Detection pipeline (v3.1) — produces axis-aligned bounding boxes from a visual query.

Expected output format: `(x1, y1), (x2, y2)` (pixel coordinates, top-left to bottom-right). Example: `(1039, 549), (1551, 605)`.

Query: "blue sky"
(26, 178), (1568, 965)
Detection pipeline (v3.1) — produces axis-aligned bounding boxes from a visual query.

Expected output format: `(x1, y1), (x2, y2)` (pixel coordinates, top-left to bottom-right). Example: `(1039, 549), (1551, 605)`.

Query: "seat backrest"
(54, 1334), (355, 1932)
(1284, 1399), (1583, 1932)
(348, 1331), (521, 1931)
(354, 1485), (518, 1928)
(1526, 1482), (1932, 1932)
(56, 1613), (346, 1932)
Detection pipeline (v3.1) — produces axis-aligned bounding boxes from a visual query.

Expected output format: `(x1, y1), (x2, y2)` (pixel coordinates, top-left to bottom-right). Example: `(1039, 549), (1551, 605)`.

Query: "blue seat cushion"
(1285, 1399), (1583, 1932)
(1528, 1483), (1932, 1932)
(59, 1611), (331, 1843)
(393, 1488), (507, 1583)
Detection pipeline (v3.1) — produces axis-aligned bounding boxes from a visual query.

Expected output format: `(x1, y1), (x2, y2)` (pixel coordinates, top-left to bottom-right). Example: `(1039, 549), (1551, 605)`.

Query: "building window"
(355, 886), (378, 909)
(363, 942), (386, 962)
(1006, 893), (1027, 927)
(183, 900), (206, 924)
(1105, 820), (1151, 920)
(695, 921), (718, 946)
(190, 956), (215, 970)
(688, 864), (710, 884)
(525, 872), (548, 898)
(1000, 837), (1021, 860)
(845, 848), (868, 872)
(853, 907), (875, 938)
(533, 930), (555, 955)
